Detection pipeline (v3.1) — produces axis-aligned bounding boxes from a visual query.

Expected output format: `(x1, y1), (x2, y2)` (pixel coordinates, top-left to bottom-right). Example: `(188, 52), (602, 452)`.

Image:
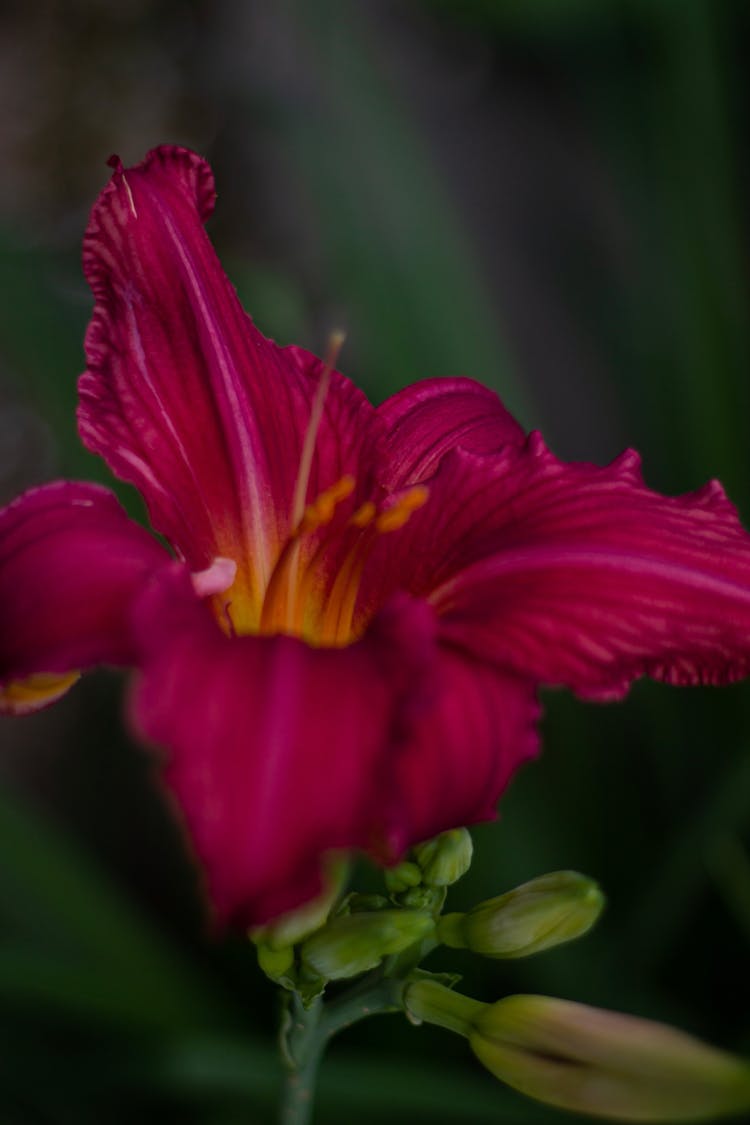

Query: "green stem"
(280, 1035), (325, 1124)
(403, 979), (486, 1038)
(279, 974), (406, 1125)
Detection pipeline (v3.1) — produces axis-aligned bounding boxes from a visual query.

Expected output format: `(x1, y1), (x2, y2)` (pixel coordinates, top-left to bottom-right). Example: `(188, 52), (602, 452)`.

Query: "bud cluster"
(258, 831), (750, 1123)
(251, 830), (476, 999)
(251, 831), (606, 1005)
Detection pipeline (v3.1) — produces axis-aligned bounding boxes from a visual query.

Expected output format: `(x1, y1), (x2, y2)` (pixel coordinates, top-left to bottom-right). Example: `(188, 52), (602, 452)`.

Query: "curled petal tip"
(610, 448), (644, 483)
(0, 671), (81, 716)
(106, 153), (124, 173)
(191, 557), (238, 599)
(526, 430), (546, 457)
(688, 478), (737, 516)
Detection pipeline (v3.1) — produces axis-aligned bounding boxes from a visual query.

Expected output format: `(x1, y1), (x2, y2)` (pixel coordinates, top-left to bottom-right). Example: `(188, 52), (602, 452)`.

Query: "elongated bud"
(437, 871), (603, 958)
(250, 858), (348, 951)
(301, 910), (434, 981)
(471, 995), (750, 1122)
(413, 829), (473, 887)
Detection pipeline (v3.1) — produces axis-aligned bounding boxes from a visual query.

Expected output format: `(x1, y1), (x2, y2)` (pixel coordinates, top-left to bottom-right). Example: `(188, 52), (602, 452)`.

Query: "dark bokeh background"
(2, 1), (750, 1122)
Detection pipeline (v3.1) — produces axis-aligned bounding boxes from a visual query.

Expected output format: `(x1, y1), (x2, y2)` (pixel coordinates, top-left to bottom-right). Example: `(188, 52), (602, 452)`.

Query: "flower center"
(211, 334), (428, 647)
(251, 477), (428, 647)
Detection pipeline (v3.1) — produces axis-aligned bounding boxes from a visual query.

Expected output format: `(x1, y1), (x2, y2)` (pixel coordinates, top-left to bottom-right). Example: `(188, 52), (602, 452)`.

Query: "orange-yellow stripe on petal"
(0, 671), (81, 716)
(257, 476), (358, 639)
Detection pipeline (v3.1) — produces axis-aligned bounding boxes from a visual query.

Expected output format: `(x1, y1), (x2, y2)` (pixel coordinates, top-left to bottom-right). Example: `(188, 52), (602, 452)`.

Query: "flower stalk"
(403, 978), (486, 1037)
(280, 975), (407, 1125)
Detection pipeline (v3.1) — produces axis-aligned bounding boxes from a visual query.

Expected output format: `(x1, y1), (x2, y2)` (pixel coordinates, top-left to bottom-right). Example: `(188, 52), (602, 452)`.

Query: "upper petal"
(129, 567), (436, 928)
(0, 482), (168, 713)
(360, 434), (750, 699)
(377, 376), (524, 488)
(78, 146), (381, 631)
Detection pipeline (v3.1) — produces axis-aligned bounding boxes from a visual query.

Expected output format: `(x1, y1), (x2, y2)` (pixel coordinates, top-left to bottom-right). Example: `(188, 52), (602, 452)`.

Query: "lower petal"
(0, 482), (169, 714)
(129, 569), (436, 928)
(390, 644), (541, 849)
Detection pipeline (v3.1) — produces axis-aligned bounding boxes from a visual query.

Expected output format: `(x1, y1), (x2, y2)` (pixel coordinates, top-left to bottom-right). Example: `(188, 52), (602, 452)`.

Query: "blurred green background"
(2, 0), (750, 1121)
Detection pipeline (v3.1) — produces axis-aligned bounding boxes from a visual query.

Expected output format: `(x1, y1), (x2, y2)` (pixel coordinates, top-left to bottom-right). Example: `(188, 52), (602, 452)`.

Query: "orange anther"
(299, 476), (355, 534)
(350, 500), (377, 528)
(374, 486), (429, 533)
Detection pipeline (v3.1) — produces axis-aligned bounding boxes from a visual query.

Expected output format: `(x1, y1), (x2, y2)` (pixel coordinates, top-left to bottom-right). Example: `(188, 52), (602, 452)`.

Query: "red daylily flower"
(4, 145), (750, 927)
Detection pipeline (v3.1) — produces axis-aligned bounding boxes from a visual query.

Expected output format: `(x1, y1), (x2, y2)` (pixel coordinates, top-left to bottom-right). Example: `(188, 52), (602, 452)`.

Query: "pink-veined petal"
(377, 376), (524, 488)
(0, 482), (168, 713)
(359, 434), (750, 699)
(78, 146), (381, 632)
(391, 645), (540, 851)
(129, 567), (436, 928)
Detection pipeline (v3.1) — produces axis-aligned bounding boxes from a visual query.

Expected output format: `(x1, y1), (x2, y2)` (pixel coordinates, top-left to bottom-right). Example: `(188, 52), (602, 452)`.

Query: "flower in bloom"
(4, 145), (750, 928)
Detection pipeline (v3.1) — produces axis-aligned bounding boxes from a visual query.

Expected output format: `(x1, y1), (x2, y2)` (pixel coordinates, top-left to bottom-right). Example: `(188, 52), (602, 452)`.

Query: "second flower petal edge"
(0, 481), (170, 713)
(358, 432), (750, 699)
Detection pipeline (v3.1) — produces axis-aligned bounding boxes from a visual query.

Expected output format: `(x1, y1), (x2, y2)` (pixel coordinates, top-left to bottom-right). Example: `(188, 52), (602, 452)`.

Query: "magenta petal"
(411, 435), (750, 698)
(392, 646), (540, 849)
(78, 146), (381, 625)
(376, 376), (524, 487)
(129, 568), (436, 927)
(0, 482), (168, 711)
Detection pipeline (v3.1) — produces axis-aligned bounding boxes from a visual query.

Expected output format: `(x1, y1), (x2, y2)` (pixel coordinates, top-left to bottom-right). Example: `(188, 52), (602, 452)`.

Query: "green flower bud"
(413, 828), (473, 887)
(471, 995), (750, 1122)
(384, 861), (422, 894)
(438, 870), (603, 958)
(301, 909), (434, 981)
(255, 942), (295, 988)
(347, 893), (389, 913)
(250, 858), (348, 951)
(399, 886), (445, 913)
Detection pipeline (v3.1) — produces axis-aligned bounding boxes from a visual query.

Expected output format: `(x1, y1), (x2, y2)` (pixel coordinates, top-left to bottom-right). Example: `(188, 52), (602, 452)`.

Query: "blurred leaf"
(229, 260), (313, 346)
(613, 747), (750, 975)
(0, 783), (235, 1033)
(706, 835), (750, 942)
(0, 235), (88, 471)
(425, 0), (619, 39)
(256, 0), (531, 422)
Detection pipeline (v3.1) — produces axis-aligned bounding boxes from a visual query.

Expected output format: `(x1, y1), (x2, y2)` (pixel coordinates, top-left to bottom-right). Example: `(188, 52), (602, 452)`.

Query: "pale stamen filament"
(285, 330), (346, 630)
(318, 527), (377, 645)
(288, 509), (367, 639)
(319, 486), (430, 646)
(260, 475), (355, 636)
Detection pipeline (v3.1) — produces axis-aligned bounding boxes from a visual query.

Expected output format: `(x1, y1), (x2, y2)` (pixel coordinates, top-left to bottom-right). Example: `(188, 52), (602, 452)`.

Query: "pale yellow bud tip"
(471, 995), (750, 1122)
(413, 828), (473, 887)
